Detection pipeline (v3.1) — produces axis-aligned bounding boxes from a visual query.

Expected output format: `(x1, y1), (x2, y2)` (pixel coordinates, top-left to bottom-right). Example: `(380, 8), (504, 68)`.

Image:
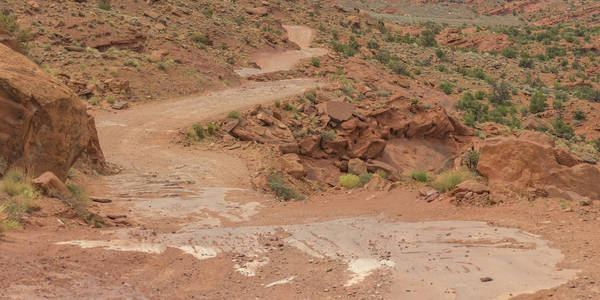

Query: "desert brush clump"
(430, 169), (477, 193)
(358, 173), (373, 185)
(187, 122), (219, 142)
(0, 11), (32, 53)
(267, 174), (302, 201)
(0, 170), (40, 232)
(461, 150), (480, 173)
(411, 171), (429, 182)
(339, 174), (361, 189)
(227, 110), (242, 119)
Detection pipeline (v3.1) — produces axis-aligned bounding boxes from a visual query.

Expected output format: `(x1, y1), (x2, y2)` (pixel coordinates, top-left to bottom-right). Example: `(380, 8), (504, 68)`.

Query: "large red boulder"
(478, 132), (600, 200)
(0, 43), (109, 181)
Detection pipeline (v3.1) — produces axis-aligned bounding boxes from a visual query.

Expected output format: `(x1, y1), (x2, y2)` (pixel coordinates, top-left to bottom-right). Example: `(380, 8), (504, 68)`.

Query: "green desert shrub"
(339, 174), (361, 189)
(268, 174), (302, 200)
(375, 169), (387, 179)
(358, 173), (373, 185)
(488, 81), (511, 105)
(65, 184), (89, 217)
(593, 138), (600, 152)
(419, 30), (437, 47)
(440, 81), (454, 95)
(311, 57), (321, 67)
(430, 170), (472, 193)
(0, 170), (39, 231)
(191, 33), (211, 45)
(227, 110), (242, 119)
(474, 90), (486, 100)
(573, 109), (586, 120)
(552, 120), (575, 140)
(529, 90), (547, 114)
(501, 46), (519, 58)
(98, 1), (111, 10)
(320, 130), (336, 142)
(462, 150), (480, 173)
(411, 171), (429, 182)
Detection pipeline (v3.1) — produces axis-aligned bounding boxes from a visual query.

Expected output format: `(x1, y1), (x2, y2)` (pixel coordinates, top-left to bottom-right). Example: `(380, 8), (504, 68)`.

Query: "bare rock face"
(478, 131), (600, 200)
(0, 43), (109, 181)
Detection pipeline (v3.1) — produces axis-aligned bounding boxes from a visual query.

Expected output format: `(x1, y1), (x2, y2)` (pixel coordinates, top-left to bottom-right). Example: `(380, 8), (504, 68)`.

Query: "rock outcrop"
(0, 43), (109, 181)
(225, 96), (473, 181)
(478, 131), (600, 200)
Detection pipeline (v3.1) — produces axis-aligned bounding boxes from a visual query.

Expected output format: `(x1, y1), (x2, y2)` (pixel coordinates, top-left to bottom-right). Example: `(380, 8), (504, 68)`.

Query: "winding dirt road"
(3, 26), (577, 300)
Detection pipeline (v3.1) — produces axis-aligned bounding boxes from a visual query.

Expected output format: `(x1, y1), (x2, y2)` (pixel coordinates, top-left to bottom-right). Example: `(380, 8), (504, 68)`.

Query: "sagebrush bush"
(98, 1), (111, 10)
(375, 169), (387, 179)
(440, 82), (454, 95)
(320, 130), (336, 142)
(339, 174), (361, 189)
(227, 110), (242, 119)
(311, 57), (320, 68)
(462, 150), (480, 173)
(191, 33), (211, 45)
(411, 171), (429, 182)
(305, 90), (317, 103)
(573, 109), (586, 120)
(358, 173), (373, 185)
(0, 12), (19, 32)
(0, 12), (31, 53)
(552, 120), (575, 140)
(65, 184), (89, 217)
(529, 90), (547, 114)
(431, 169), (475, 192)
(488, 81), (511, 105)
(0, 170), (39, 231)
(593, 138), (600, 152)
(267, 174), (302, 200)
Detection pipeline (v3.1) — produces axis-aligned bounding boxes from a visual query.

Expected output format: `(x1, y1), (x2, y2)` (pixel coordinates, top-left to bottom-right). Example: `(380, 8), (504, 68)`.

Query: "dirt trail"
(235, 25), (328, 77)
(5, 26), (577, 299)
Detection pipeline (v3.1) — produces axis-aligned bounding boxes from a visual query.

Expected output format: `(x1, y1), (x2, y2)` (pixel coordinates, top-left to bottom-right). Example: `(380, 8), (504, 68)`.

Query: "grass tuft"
(430, 169), (476, 193)
(0, 170), (39, 232)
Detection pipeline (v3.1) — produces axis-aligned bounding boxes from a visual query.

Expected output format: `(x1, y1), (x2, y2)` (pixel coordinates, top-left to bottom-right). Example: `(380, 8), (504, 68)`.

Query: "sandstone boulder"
(478, 132), (600, 200)
(363, 174), (391, 191)
(279, 142), (299, 154)
(0, 43), (109, 181)
(451, 180), (490, 195)
(318, 100), (355, 122)
(280, 153), (306, 179)
(32, 172), (71, 199)
(348, 158), (367, 175)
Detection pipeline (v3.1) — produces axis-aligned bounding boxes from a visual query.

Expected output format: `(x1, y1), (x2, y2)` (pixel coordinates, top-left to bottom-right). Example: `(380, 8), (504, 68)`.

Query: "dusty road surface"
(235, 25), (328, 77)
(1, 26), (580, 300)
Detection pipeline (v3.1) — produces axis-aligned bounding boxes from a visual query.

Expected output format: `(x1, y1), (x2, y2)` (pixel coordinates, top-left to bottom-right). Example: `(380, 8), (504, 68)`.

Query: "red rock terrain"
(2, 0), (600, 299)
